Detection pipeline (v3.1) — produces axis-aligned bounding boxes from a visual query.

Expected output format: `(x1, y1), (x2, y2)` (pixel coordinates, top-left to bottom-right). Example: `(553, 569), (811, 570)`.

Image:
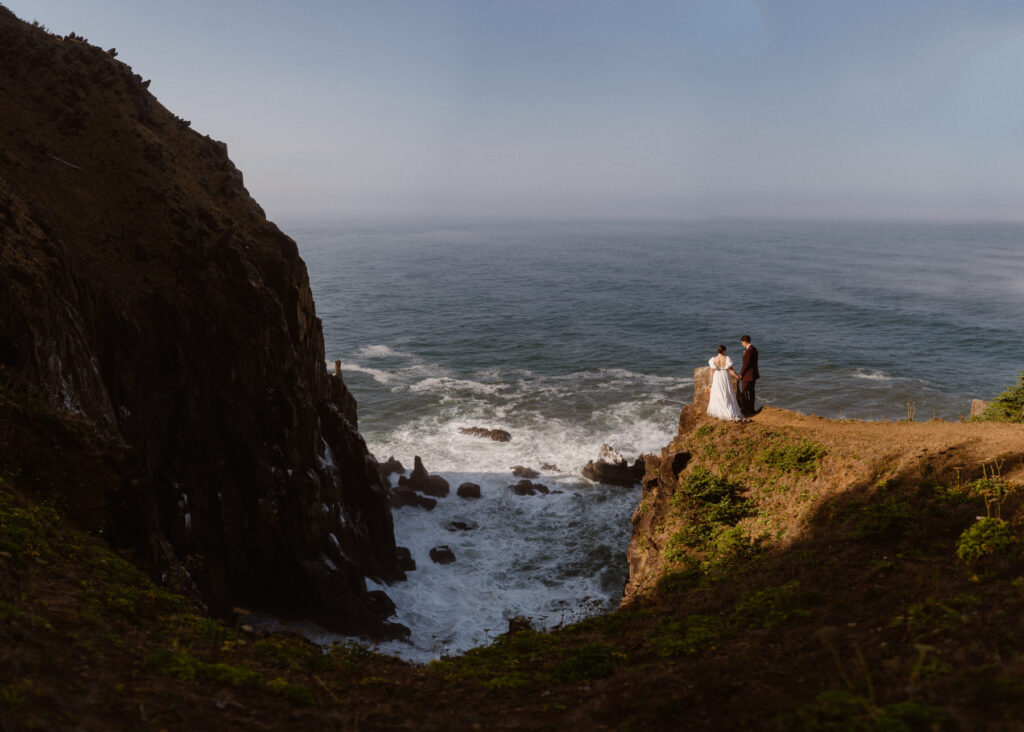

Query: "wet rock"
(390, 489), (437, 511)
(508, 479), (550, 496)
(581, 444), (645, 487)
(446, 519), (479, 532)
(395, 546), (416, 572)
(541, 463), (562, 472)
(459, 426), (512, 442)
(397, 456), (450, 497)
(511, 465), (540, 479)
(457, 482), (481, 499)
(379, 456), (405, 476)
(429, 546), (456, 564)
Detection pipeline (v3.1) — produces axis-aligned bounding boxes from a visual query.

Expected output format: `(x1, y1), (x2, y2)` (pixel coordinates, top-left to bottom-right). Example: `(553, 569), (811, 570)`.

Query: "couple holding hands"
(706, 335), (759, 422)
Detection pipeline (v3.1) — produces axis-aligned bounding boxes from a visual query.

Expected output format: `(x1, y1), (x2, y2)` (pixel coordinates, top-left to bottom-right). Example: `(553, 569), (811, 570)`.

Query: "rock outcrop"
(459, 426), (512, 442)
(0, 10), (405, 636)
(429, 546), (456, 564)
(511, 465), (540, 479)
(397, 456), (450, 497)
(581, 444), (646, 487)
(457, 482), (482, 499)
(509, 479), (550, 496)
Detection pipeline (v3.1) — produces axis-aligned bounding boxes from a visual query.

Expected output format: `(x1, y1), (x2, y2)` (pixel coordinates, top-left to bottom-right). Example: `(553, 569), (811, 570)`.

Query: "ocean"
(285, 219), (1024, 661)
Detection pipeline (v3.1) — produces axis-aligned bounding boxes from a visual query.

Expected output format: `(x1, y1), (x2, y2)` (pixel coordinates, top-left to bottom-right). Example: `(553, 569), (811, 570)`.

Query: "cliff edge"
(0, 8), (405, 635)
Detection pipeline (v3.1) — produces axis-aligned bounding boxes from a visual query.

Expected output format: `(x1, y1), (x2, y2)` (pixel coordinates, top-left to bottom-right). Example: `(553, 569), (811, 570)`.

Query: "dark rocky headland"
(0, 8), (406, 637)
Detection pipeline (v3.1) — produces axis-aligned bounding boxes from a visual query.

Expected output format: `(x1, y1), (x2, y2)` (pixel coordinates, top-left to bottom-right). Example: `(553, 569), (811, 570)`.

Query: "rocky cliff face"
(0, 9), (406, 635)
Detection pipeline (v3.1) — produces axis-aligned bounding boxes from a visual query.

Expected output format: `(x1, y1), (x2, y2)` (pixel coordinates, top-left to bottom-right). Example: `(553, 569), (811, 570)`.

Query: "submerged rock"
(459, 426), (512, 442)
(446, 519), (479, 532)
(457, 482), (481, 499)
(509, 479), (550, 496)
(511, 465), (540, 479)
(541, 463), (562, 472)
(397, 456), (450, 497)
(395, 546), (417, 572)
(429, 546), (456, 564)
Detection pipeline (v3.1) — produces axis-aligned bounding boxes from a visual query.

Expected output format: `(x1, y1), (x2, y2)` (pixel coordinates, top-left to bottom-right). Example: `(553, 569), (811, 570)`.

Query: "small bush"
(956, 518), (1017, 564)
(975, 371), (1024, 423)
(265, 677), (314, 705)
(671, 467), (751, 525)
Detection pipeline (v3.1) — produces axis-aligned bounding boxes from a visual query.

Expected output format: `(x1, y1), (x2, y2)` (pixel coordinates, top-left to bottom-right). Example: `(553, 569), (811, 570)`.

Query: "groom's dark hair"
(740, 335), (751, 344)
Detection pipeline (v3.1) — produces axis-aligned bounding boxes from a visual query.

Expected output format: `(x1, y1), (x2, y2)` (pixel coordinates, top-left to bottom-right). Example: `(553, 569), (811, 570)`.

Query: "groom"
(739, 335), (759, 415)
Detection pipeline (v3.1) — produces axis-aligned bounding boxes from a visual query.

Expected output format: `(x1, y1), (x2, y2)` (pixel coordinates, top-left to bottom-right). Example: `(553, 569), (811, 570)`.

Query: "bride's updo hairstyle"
(717, 345), (726, 354)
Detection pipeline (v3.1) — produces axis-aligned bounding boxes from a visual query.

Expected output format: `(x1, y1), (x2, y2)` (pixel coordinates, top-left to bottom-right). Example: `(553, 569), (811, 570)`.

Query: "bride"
(706, 345), (745, 421)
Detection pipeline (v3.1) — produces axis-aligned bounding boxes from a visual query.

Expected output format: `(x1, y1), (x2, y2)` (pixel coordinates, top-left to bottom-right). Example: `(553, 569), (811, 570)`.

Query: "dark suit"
(739, 344), (759, 414)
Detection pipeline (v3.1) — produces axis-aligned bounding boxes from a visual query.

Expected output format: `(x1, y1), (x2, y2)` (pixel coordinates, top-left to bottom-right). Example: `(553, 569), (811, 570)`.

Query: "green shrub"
(758, 439), (826, 475)
(975, 371), (1024, 423)
(956, 518), (1017, 564)
(650, 615), (723, 657)
(671, 467), (751, 525)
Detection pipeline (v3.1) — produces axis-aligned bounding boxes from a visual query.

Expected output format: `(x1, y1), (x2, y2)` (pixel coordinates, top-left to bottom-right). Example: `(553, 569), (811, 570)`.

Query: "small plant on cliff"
(671, 467), (751, 524)
(975, 371), (1024, 423)
(969, 459), (1014, 520)
(956, 518), (1017, 564)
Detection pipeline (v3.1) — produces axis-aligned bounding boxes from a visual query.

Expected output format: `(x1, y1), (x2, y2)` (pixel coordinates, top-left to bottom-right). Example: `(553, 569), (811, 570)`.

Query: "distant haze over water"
(290, 219), (1024, 660)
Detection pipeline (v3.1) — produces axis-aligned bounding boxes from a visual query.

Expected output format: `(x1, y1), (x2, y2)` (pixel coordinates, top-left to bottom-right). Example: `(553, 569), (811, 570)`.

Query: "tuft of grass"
(143, 648), (261, 687)
(777, 689), (944, 731)
(554, 643), (627, 680)
(758, 439), (826, 475)
(732, 581), (813, 630)
(650, 614), (724, 658)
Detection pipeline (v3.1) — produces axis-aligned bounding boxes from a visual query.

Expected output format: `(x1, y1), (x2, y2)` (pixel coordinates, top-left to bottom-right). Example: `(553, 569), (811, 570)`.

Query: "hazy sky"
(8, 1), (1024, 222)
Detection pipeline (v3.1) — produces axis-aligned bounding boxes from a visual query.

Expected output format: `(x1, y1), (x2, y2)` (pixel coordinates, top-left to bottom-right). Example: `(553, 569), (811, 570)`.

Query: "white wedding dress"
(706, 356), (744, 421)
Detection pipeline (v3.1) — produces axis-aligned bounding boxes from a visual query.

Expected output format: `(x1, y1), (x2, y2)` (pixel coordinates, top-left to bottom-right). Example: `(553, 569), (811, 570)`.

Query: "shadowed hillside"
(0, 6), (406, 636)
